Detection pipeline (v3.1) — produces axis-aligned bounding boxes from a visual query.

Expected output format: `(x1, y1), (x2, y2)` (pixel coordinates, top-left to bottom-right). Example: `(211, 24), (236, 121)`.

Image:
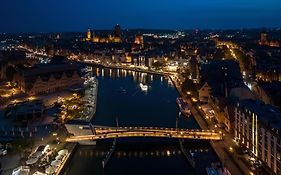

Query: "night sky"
(1, 0), (281, 33)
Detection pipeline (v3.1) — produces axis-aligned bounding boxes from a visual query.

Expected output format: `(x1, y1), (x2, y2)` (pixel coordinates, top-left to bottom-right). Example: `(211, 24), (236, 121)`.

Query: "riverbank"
(81, 75), (98, 122)
(73, 60), (172, 77)
(56, 143), (78, 175)
(61, 68), (221, 175)
(169, 75), (250, 175)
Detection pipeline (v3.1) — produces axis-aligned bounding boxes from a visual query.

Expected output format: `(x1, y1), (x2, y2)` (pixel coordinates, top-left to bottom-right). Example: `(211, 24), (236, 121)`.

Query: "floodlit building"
(259, 31), (280, 47)
(199, 60), (255, 132)
(86, 28), (92, 41)
(84, 25), (122, 43)
(14, 59), (83, 95)
(134, 35), (144, 48)
(234, 99), (281, 174)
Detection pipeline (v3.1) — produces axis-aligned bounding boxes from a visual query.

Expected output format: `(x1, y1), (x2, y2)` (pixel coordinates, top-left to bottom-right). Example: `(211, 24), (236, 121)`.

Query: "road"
(170, 75), (251, 175)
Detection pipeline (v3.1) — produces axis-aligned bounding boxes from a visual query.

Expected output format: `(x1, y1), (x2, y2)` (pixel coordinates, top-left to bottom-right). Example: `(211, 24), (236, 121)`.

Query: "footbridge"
(65, 126), (223, 142)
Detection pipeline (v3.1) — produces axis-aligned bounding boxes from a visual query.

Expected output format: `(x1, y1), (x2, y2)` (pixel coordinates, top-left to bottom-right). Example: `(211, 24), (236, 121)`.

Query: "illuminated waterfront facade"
(234, 107), (259, 157)
(234, 100), (281, 174)
(14, 63), (83, 95)
(259, 124), (281, 174)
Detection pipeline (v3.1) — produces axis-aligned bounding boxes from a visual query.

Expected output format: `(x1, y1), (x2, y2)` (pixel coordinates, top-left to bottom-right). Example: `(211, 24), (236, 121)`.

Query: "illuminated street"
(1, 1), (281, 175)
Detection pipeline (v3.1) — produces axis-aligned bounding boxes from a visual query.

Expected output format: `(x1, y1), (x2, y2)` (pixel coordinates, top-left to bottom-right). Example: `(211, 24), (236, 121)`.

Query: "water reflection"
(93, 67), (177, 93)
(66, 141), (218, 175)
(77, 148), (210, 158)
(94, 68), (155, 85)
(66, 67), (219, 175)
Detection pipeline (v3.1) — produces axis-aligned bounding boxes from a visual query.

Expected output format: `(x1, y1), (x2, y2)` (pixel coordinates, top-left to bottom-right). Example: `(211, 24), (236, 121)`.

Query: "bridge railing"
(66, 129), (223, 142)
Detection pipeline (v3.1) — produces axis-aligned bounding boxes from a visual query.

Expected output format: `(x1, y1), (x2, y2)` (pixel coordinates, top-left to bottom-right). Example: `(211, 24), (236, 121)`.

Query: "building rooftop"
(237, 99), (281, 131)
(8, 100), (44, 115)
(258, 81), (281, 107)
(19, 63), (78, 77)
(0, 50), (26, 62)
(200, 60), (244, 97)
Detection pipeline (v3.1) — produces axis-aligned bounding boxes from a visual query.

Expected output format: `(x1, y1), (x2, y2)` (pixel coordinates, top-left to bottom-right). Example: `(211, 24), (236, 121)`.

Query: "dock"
(102, 138), (117, 168)
(179, 139), (196, 168)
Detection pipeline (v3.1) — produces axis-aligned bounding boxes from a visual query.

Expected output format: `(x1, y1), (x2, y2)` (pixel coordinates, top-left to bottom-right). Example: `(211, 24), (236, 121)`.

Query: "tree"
(152, 61), (164, 70)
(181, 79), (197, 96)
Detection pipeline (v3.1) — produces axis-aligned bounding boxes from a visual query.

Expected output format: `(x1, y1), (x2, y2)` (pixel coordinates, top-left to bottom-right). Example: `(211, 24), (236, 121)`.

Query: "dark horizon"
(1, 0), (281, 33)
(1, 27), (280, 35)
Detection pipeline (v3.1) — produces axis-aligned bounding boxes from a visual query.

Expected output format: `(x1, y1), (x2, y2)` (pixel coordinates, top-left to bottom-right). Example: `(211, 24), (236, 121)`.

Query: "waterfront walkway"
(74, 60), (171, 76)
(170, 75), (251, 175)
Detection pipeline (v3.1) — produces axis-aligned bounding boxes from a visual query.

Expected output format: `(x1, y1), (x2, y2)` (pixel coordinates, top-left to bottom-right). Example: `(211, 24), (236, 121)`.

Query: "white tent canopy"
(55, 155), (63, 160)
(58, 149), (68, 156)
(45, 166), (55, 175)
(33, 171), (47, 175)
(51, 160), (62, 167)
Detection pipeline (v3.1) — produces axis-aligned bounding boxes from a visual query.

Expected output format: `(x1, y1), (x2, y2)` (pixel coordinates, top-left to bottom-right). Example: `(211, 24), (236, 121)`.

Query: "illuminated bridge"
(65, 126), (223, 142)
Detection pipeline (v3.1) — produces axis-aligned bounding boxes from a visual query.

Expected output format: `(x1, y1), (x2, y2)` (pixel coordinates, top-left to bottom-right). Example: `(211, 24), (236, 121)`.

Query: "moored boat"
(206, 162), (231, 175)
(176, 97), (191, 117)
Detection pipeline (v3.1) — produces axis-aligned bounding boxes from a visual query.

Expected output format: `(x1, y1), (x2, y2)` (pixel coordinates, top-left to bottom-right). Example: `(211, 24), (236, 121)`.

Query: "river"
(65, 67), (219, 175)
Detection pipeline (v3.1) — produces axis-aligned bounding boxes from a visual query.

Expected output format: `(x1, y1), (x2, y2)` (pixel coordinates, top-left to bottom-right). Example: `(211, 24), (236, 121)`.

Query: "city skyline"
(1, 0), (281, 33)
(1, 1), (281, 175)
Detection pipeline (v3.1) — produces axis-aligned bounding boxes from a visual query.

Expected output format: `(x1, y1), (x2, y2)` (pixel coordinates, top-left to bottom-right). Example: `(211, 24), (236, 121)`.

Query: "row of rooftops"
(7, 100), (44, 117)
(237, 99), (281, 131)
(0, 50), (26, 63)
(200, 60), (244, 97)
(16, 55), (79, 77)
(258, 81), (281, 107)
(18, 63), (78, 77)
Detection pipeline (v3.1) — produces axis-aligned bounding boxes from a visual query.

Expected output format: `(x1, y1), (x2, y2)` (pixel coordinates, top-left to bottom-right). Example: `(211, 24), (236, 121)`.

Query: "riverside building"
(234, 99), (281, 174)
(14, 61), (83, 95)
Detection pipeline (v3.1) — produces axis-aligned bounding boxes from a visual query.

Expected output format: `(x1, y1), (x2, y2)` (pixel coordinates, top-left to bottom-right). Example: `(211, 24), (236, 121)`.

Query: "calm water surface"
(66, 68), (219, 175)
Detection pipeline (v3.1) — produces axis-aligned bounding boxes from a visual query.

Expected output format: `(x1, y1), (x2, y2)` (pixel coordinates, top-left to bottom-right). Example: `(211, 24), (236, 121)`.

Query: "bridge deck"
(66, 127), (223, 142)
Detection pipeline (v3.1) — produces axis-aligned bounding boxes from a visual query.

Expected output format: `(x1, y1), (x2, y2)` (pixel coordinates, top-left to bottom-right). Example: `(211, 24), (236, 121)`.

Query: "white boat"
(139, 83), (148, 92)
